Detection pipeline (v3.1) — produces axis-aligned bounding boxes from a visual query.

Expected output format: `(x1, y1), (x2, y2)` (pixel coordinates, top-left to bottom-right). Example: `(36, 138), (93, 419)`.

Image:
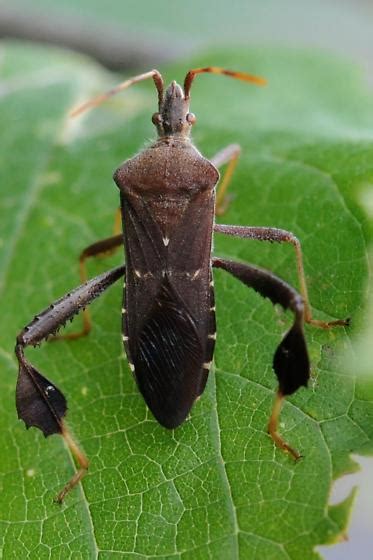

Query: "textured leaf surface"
(0, 43), (372, 559)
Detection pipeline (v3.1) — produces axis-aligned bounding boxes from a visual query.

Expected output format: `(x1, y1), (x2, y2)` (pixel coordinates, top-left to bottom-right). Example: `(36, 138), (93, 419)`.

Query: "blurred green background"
(1, 0), (373, 80)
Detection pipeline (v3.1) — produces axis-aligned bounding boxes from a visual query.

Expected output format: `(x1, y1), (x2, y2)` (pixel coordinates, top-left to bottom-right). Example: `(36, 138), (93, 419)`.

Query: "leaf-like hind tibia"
(16, 357), (67, 436)
(273, 322), (310, 396)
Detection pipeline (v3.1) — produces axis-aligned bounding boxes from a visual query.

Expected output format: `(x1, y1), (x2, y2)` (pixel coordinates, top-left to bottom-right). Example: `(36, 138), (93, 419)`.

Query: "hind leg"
(15, 265), (125, 501)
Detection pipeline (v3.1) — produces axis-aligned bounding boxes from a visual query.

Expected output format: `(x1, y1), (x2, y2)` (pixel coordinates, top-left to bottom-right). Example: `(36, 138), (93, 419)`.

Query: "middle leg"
(214, 223), (349, 329)
(58, 207), (124, 341)
(55, 233), (123, 340)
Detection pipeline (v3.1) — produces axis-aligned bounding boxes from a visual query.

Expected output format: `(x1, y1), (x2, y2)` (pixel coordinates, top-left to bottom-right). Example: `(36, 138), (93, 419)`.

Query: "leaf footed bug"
(15, 66), (349, 503)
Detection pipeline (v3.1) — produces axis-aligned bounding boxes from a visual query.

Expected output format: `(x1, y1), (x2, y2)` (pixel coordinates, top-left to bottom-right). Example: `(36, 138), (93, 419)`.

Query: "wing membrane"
(133, 276), (204, 428)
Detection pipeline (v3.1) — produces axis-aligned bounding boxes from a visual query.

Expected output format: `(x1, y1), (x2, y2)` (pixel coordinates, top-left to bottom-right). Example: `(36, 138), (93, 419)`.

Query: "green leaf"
(0, 42), (372, 559)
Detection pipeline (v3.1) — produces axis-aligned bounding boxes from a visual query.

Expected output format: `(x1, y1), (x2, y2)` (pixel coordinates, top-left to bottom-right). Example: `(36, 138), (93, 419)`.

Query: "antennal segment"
(183, 66), (267, 99)
(70, 69), (164, 118)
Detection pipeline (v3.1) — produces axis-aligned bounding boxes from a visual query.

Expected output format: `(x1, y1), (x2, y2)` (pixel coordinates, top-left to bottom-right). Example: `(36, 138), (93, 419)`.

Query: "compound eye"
(152, 112), (162, 125)
(186, 112), (196, 125)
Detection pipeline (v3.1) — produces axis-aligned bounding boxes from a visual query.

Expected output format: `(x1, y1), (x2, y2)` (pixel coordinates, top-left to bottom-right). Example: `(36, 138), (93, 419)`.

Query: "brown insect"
(15, 66), (348, 502)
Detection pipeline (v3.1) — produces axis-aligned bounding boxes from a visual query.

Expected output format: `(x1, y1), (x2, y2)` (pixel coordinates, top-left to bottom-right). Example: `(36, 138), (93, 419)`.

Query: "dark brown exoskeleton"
(15, 67), (348, 503)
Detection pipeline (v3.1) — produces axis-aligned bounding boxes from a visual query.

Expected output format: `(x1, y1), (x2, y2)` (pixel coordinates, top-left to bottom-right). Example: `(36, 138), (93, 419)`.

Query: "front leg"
(15, 265), (125, 502)
(213, 256), (309, 459)
(210, 144), (241, 215)
(214, 223), (349, 329)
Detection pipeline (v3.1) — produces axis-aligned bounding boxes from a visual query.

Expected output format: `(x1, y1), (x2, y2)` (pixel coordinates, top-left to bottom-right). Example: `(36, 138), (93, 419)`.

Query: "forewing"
(132, 276), (204, 428)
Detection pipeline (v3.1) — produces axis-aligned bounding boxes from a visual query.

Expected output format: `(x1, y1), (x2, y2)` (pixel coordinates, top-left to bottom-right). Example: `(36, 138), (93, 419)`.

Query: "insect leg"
(15, 265), (125, 502)
(210, 144), (241, 215)
(113, 207), (122, 235)
(79, 234), (123, 283)
(212, 256), (309, 459)
(82, 204), (124, 285)
(214, 223), (349, 329)
(56, 233), (123, 340)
